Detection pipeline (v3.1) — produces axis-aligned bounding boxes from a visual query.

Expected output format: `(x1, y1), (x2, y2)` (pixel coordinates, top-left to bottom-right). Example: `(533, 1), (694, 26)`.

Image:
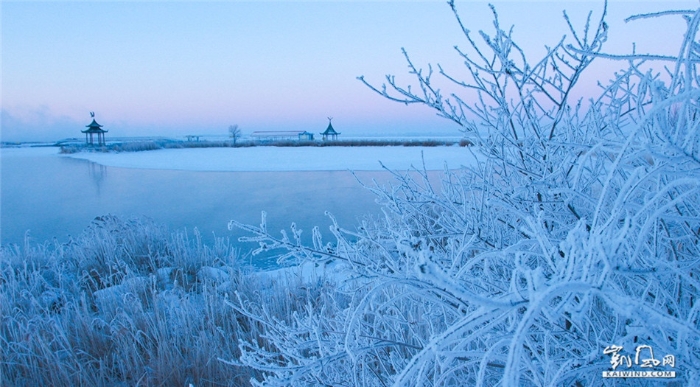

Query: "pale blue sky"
(2, 1), (697, 141)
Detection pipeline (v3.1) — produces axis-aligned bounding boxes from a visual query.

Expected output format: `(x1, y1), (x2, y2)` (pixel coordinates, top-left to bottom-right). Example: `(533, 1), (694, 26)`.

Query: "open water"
(1, 147), (387, 266)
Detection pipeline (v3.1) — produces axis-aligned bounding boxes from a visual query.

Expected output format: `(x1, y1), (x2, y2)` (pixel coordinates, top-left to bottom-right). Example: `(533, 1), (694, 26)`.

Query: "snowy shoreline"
(57, 146), (478, 172)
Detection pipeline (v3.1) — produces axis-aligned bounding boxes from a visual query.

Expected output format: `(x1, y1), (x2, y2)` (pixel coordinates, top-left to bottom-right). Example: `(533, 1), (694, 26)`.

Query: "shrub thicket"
(229, 2), (700, 386)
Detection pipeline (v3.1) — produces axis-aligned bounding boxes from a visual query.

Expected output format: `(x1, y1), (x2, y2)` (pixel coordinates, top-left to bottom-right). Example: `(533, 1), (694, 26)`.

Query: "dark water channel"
(1, 148), (388, 267)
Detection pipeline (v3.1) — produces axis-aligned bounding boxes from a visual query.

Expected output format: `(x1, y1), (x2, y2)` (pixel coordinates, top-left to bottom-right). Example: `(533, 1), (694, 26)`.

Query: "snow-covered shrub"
(229, 2), (699, 386)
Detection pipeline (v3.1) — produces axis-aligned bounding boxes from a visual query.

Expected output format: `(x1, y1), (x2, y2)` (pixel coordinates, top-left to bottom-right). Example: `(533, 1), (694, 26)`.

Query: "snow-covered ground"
(62, 146), (478, 172)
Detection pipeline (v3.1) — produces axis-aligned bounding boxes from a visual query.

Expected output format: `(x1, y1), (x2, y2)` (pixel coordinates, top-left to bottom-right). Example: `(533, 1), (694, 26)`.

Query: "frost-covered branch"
(229, 2), (700, 386)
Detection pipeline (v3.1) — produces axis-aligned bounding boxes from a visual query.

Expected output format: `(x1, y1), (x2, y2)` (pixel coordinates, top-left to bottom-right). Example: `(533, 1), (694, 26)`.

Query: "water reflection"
(88, 161), (107, 195)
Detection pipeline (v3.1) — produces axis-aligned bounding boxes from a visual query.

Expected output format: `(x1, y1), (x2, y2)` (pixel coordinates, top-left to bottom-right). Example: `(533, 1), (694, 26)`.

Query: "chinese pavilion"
(82, 112), (107, 146)
(320, 117), (340, 140)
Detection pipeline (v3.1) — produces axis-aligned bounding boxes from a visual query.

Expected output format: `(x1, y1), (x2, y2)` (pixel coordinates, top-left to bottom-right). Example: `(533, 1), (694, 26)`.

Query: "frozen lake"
(1, 147), (394, 266)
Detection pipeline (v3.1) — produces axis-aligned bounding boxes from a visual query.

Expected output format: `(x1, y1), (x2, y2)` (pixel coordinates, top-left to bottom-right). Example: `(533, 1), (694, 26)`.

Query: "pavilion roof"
(321, 121), (339, 135)
(82, 119), (107, 133)
(86, 119), (103, 128)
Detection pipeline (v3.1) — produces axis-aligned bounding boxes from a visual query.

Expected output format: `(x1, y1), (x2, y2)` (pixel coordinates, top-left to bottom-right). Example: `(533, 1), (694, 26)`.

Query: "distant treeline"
(59, 138), (472, 154)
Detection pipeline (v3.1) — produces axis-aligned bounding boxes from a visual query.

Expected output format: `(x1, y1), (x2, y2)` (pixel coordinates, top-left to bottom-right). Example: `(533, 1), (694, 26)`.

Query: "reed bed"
(0, 215), (321, 386)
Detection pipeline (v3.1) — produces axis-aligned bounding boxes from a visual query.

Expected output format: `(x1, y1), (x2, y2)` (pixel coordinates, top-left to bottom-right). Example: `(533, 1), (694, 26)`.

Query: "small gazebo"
(320, 117), (340, 140)
(82, 112), (108, 146)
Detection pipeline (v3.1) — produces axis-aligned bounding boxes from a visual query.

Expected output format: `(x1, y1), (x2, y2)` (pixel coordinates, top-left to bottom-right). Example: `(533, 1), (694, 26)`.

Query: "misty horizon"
(4, 1), (696, 142)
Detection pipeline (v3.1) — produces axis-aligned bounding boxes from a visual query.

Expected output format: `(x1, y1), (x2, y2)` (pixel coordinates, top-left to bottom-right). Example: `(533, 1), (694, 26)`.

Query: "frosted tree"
(227, 2), (700, 385)
(229, 124), (241, 145)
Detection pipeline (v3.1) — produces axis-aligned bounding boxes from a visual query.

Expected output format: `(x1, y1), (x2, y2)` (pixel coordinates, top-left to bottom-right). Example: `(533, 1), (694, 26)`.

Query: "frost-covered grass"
(59, 139), (243, 154)
(1, 216), (242, 385)
(0, 216), (327, 386)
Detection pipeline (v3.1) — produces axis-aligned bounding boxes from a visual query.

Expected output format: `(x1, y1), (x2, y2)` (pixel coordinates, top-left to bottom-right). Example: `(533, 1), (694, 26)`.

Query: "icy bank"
(64, 146), (477, 172)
